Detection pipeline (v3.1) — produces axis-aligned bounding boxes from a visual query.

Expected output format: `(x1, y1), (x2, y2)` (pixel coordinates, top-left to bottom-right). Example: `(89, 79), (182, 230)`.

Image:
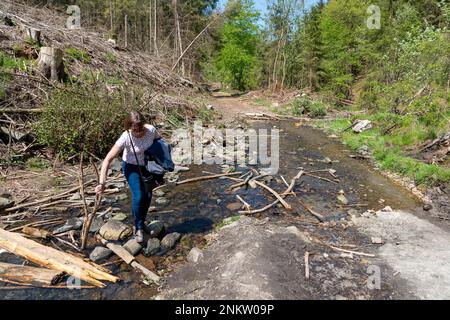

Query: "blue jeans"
(122, 161), (152, 231)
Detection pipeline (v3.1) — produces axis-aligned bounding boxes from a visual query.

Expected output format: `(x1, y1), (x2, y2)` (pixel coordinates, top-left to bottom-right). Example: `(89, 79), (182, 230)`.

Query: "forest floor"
(158, 95), (450, 300)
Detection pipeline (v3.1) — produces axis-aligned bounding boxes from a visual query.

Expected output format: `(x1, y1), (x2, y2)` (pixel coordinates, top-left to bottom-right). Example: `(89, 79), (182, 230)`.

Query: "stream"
(0, 120), (423, 300)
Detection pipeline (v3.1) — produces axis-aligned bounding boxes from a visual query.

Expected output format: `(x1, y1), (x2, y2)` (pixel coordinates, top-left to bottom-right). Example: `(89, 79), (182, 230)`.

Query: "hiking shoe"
(134, 229), (144, 243)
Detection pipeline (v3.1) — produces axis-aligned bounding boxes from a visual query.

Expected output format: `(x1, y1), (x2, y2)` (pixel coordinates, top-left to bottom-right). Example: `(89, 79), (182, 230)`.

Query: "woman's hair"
(124, 111), (145, 130)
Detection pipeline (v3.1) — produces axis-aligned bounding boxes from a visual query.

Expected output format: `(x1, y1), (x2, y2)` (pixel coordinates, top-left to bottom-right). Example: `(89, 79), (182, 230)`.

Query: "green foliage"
(212, 0), (260, 90)
(65, 47), (91, 63)
(314, 117), (450, 186)
(0, 52), (30, 99)
(216, 215), (241, 230)
(35, 85), (141, 159)
(289, 98), (327, 118)
(195, 105), (214, 123)
(26, 157), (50, 170)
(105, 52), (117, 64)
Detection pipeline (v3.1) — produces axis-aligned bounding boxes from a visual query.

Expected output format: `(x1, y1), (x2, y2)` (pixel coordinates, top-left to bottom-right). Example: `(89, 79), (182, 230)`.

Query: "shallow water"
(0, 120), (422, 300)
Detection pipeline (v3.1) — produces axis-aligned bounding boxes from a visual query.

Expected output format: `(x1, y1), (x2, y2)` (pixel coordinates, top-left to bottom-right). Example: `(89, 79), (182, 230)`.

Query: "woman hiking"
(95, 111), (161, 243)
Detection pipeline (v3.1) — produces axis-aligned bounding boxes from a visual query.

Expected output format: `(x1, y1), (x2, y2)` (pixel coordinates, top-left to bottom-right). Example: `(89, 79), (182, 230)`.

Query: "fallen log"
(0, 262), (64, 287)
(0, 228), (119, 287)
(176, 171), (242, 185)
(253, 180), (292, 210)
(239, 170), (303, 214)
(236, 195), (251, 212)
(99, 237), (160, 283)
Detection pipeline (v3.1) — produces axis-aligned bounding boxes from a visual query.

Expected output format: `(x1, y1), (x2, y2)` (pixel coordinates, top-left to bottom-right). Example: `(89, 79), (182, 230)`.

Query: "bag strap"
(127, 131), (145, 179)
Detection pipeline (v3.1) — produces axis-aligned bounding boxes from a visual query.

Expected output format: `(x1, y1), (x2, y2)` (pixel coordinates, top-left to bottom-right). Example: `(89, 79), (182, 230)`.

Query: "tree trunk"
(153, 0), (159, 56)
(37, 47), (64, 82)
(124, 14), (128, 48)
(25, 27), (41, 45)
(172, 0), (185, 76)
(0, 262), (63, 287)
(148, 0), (152, 52)
(0, 228), (119, 287)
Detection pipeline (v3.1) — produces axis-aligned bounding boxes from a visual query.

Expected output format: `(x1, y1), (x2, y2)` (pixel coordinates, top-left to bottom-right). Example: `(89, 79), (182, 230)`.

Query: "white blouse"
(115, 124), (160, 165)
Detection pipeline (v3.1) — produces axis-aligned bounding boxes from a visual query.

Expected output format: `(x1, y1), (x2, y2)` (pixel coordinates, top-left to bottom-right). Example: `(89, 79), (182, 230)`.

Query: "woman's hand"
(95, 184), (105, 194)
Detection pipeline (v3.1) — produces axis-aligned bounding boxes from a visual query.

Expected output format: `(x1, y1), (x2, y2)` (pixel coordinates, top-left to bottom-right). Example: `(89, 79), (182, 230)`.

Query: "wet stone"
(123, 239), (143, 256)
(226, 202), (243, 211)
(423, 204), (433, 211)
(99, 220), (133, 241)
(161, 232), (181, 250)
(144, 238), (161, 256)
(89, 246), (113, 263)
(145, 220), (164, 238)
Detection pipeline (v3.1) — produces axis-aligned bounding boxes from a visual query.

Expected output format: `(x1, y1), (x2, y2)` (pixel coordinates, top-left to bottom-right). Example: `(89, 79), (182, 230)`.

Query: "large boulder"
(99, 220), (133, 241)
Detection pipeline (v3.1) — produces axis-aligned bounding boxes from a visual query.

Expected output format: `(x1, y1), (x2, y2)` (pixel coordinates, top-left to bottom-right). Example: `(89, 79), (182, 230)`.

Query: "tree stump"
(25, 27), (41, 45)
(37, 47), (65, 82)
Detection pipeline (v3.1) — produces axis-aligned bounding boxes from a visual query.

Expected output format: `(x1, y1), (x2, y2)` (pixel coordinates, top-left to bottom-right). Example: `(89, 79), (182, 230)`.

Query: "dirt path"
(211, 96), (276, 122)
(158, 97), (450, 300)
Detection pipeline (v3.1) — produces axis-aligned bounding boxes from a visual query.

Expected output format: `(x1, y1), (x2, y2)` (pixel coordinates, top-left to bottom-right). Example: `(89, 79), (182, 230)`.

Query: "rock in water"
(187, 247), (203, 263)
(227, 202), (243, 211)
(337, 194), (349, 205)
(0, 197), (14, 211)
(89, 247), (113, 263)
(144, 238), (161, 256)
(145, 220), (164, 238)
(99, 220), (133, 241)
(161, 232), (181, 250)
(123, 239), (143, 256)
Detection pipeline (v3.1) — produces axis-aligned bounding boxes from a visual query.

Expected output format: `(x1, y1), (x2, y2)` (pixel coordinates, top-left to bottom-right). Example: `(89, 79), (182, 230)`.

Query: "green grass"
(253, 97), (272, 108)
(273, 97), (327, 118)
(65, 47), (91, 63)
(105, 52), (117, 64)
(314, 116), (450, 186)
(195, 105), (214, 123)
(1, 52), (31, 98)
(26, 157), (51, 171)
